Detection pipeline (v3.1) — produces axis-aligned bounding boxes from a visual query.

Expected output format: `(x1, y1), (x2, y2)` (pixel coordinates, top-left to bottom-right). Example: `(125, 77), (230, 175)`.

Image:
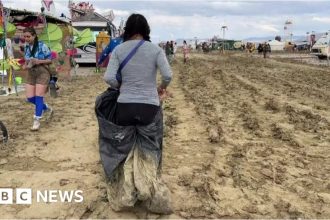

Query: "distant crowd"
(159, 41), (177, 63)
(158, 40), (190, 64)
(157, 39), (305, 61)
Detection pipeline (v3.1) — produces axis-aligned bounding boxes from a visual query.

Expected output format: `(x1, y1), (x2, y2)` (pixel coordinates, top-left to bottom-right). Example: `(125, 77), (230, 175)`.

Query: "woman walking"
(99, 13), (173, 214)
(23, 27), (53, 131)
(182, 40), (189, 63)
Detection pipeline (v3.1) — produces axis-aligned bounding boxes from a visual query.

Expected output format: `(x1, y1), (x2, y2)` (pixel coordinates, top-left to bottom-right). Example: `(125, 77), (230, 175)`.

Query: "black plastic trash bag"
(95, 88), (172, 214)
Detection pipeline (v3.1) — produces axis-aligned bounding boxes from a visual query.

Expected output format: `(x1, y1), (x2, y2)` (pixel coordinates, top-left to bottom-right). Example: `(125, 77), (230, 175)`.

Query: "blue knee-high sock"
(28, 97), (48, 110)
(27, 97), (36, 105)
(35, 96), (45, 118)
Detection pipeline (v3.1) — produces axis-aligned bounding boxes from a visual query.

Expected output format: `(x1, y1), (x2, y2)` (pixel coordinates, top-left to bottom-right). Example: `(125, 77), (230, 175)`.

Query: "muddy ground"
(0, 52), (329, 218)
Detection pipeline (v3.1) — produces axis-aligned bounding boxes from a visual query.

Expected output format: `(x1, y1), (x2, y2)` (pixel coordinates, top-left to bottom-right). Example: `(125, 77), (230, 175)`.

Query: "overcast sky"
(4, 0), (330, 42)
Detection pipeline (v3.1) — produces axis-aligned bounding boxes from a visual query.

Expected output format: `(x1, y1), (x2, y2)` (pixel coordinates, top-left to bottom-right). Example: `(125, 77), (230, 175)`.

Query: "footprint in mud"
(274, 199), (305, 218)
(239, 102), (261, 133)
(59, 178), (70, 186)
(265, 98), (281, 113)
(271, 123), (293, 142)
(242, 115), (260, 131)
(165, 114), (179, 128)
(207, 125), (223, 143)
(164, 112), (179, 137)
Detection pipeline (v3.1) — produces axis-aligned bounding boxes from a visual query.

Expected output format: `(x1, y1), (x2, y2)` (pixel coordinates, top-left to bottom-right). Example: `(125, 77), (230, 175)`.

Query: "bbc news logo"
(0, 188), (83, 204)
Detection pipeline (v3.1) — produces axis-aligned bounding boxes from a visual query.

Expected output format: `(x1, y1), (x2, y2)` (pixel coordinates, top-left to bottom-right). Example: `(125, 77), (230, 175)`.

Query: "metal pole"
(327, 31), (329, 66)
(221, 25), (227, 54)
(311, 31), (315, 49)
(223, 28), (225, 53)
(0, 0), (5, 94)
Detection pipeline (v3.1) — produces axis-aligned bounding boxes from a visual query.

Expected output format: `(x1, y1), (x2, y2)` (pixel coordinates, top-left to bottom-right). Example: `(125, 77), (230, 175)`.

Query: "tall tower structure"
(284, 19), (293, 42)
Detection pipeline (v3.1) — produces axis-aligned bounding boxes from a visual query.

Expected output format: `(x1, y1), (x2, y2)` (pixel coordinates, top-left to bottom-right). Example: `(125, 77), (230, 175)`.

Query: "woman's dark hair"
(23, 27), (38, 56)
(123, 14), (150, 42)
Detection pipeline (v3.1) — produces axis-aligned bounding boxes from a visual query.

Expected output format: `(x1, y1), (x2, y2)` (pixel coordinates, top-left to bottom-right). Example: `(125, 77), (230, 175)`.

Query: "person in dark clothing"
(165, 41), (172, 63)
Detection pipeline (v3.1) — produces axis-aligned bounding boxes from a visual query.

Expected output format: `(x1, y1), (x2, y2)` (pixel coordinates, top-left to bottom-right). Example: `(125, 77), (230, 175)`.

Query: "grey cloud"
(96, 1), (330, 17)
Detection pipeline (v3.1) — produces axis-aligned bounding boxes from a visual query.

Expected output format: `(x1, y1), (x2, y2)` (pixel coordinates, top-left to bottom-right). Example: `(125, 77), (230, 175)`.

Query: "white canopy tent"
(268, 40), (285, 51)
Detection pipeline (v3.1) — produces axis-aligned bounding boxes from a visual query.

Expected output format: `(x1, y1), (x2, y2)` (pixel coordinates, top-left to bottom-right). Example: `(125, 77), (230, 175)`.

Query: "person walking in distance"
(182, 40), (189, 63)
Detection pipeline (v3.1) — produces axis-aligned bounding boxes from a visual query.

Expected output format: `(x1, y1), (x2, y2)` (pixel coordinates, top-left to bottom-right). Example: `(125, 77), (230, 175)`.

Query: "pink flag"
(43, 0), (54, 11)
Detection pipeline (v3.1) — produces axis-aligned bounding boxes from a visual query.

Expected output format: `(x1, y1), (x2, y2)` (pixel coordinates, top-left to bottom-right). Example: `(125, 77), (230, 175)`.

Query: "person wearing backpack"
(22, 27), (53, 131)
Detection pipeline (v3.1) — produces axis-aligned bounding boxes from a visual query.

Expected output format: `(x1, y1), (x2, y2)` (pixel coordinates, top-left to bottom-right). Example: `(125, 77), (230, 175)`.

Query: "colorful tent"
(38, 23), (63, 52)
(0, 22), (16, 36)
(74, 28), (93, 48)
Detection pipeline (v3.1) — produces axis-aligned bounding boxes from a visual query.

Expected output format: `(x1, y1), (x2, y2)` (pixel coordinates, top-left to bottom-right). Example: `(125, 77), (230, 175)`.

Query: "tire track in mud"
(221, 56), (330, 176)
(201, 55), (330, 147)
(231, 56), (330, 108)
(162, 62), (229, 218)
(175, 54), (330, 218)
(244, 67), (330, 107)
